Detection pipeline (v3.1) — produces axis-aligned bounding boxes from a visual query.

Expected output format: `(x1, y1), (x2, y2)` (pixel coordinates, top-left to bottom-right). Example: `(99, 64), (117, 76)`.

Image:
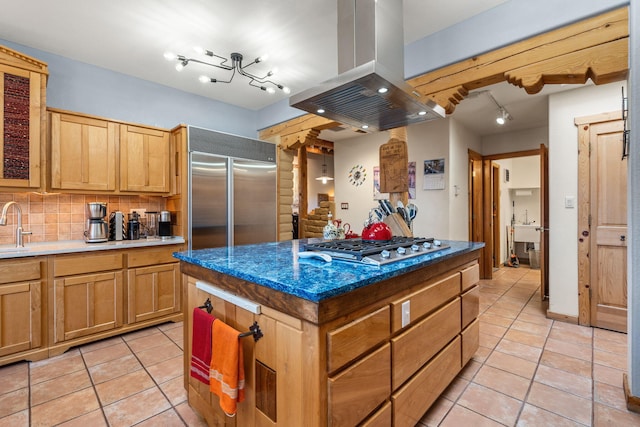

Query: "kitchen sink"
(513, 225), (540, 243)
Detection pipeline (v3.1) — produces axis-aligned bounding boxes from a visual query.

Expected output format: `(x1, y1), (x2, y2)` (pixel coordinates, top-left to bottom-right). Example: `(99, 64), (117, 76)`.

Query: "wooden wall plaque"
(379, 138), (408, 193)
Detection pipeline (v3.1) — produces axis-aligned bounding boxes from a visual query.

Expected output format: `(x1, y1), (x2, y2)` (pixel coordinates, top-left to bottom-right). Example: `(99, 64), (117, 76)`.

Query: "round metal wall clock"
(348, 164), (367, 186)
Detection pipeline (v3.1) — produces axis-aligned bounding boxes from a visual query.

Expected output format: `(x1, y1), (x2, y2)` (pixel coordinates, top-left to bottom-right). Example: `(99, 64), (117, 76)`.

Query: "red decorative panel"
(3, 73), (30, 180)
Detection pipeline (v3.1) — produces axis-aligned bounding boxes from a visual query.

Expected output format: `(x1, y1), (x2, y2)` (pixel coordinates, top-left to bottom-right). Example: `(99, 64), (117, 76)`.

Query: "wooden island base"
(182, 250), (480, 427)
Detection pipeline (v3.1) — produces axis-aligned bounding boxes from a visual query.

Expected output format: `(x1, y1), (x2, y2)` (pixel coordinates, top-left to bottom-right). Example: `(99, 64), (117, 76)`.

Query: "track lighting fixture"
(164, 48), (290, 94)
(467, 89), (513, 126)
(496, 107), (512, 125)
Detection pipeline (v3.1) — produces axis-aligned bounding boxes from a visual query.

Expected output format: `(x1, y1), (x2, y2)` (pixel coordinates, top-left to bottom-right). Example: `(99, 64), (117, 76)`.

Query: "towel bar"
(198, 299), (264, 342)
(196, 280), (261, 314)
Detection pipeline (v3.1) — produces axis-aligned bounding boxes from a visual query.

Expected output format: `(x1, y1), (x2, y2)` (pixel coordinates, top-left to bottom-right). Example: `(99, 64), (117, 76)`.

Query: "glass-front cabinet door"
(0, 45), (47, 190)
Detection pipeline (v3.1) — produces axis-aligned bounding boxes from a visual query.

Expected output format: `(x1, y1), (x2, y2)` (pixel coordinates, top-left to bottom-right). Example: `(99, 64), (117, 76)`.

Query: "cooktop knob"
(380, 249), (391, 259)
(411, 244), (420, 252)
(396, 247), (406, 255)
(433, 240), (442, 246)
(423, 242), (432, 249)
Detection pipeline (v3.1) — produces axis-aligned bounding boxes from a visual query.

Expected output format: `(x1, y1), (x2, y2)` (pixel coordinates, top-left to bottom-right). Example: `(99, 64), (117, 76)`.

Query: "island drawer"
(327, 305), (390, 373)
(53, 252), (123, 277)
(462, 318), (480, 366)
(127, 246), (179, 268)
(461, 263), (480, 292)
(360, 400), (391, 427)
(0, 258), (41, 284)
(461, 285), (480, 329)
(392, 336), (461, 427)
(328, 343), (390, 427)
(391, 272), (459, 332)
(391, 298), (461, 390)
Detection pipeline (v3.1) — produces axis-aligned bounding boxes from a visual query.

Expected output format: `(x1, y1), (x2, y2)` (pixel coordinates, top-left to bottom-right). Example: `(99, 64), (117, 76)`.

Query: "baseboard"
(546, 310), (578, 324)
(623, 374), (640, 413)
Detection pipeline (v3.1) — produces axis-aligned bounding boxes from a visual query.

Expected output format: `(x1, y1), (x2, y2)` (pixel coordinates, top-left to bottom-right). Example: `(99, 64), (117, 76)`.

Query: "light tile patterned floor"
(418, 266), (640, 427)
(0, 266), (639, 426)
(0, 321), (207, 427)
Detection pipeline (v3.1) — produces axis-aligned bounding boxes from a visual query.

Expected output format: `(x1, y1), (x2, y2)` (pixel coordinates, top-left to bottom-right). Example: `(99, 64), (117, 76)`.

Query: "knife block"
(384, 213), (413, 237)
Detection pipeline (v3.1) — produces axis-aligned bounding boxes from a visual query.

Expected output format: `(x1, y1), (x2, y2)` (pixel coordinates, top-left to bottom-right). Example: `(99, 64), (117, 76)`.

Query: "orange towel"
(209, 319), (245, 416)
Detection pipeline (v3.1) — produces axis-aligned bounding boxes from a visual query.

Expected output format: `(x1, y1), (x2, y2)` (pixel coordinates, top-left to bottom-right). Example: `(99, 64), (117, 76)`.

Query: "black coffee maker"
(127, 211), (140, 240)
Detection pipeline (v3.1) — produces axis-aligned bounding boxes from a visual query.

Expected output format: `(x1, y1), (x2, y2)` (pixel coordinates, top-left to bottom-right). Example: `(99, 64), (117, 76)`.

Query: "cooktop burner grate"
(303, 237), (431, 260)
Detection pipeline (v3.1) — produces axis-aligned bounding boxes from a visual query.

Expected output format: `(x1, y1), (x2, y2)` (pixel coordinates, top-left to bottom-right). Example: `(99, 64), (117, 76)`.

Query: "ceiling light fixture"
(315, 153), (334, 185)
(468, 89), (513, 125)
(164, 48), (290, 94)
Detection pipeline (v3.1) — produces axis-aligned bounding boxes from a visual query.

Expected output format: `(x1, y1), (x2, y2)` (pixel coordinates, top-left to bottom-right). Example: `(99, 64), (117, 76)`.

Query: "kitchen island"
(175, 239), (483, 427)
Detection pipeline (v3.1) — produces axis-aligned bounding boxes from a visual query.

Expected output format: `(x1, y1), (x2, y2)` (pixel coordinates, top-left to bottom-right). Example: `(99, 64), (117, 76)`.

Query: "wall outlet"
(401, 300), (411, 328)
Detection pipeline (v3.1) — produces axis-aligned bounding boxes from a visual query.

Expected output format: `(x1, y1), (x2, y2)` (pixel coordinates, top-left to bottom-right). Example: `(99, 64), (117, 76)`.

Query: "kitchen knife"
(382, 199), (395, 215)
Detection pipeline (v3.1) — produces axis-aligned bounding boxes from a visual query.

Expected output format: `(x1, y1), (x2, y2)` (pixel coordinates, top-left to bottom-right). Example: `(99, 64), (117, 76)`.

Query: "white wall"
(548, 82), (626, 317)
(482, 127), (548, 155)
(449, 119), (482, 240)
(333, 117), (482, 240)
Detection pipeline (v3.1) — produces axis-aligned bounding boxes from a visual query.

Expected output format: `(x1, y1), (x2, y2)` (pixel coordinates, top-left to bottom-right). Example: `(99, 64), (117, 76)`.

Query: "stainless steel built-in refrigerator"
(188, 126), (277, 250)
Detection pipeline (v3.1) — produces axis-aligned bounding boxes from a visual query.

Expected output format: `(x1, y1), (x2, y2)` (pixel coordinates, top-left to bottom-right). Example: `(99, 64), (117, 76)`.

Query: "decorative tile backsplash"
(0, 192), (167, 245)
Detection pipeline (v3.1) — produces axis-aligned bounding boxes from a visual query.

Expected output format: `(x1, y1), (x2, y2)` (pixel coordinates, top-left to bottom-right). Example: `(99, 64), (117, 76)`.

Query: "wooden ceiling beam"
(409, 7), (628, 114)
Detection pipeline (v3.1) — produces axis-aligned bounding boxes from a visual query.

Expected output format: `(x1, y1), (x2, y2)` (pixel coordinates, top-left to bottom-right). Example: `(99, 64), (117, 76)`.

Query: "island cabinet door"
(53, 271), (124, 343)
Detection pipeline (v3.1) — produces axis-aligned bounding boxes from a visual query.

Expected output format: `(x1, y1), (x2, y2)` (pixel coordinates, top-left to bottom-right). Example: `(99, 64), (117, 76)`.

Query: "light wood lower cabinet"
(0, 244), (184, 365)
(184, 258), (481, 426)
(52, 252), (124, 344)
(127, 247), (181, 324)
(0, 258), (45, 362)
(53, 271), (124, 343)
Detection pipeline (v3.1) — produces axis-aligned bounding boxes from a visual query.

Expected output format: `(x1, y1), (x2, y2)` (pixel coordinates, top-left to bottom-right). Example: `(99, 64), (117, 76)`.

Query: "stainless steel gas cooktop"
(302, 237), (449, 266)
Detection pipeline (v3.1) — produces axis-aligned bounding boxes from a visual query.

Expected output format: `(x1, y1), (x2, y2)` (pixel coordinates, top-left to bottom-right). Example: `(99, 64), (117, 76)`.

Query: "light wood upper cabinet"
(120, 124), (170, 193)
(0, 46), (48, 190)
(49, 111), (117, 191)
(47, 109), (172, 194)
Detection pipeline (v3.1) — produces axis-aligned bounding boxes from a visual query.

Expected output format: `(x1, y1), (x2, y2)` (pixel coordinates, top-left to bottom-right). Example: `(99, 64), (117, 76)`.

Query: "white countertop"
(0, 237), (186, 259)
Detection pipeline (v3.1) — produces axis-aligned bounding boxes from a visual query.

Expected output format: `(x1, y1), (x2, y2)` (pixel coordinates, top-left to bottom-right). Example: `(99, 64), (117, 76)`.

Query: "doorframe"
(492, 163), (501, 269)
(469, 148), (543, 280)
(575, 110), (624, 326)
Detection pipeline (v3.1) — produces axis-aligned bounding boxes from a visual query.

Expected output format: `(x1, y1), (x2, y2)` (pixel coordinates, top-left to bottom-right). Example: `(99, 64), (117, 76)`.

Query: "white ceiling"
(0, 0), (575, 137)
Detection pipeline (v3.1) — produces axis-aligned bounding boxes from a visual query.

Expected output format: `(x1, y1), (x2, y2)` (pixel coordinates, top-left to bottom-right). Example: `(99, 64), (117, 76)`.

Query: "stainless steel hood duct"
(290, 0), (445, 132)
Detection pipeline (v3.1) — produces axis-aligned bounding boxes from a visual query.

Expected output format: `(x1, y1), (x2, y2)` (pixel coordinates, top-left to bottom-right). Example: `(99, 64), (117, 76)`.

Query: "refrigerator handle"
(227, 157), (234, 247)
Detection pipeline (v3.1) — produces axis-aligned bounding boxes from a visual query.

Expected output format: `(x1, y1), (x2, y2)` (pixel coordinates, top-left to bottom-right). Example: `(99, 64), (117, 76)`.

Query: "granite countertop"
(0, 236), (185, 259)
(174, 239), (484, 303)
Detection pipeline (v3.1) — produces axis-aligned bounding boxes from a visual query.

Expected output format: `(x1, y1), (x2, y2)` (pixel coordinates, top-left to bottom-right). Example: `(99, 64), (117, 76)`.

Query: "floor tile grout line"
(117, 325), (189, 427)
(437, 267), (539, 426)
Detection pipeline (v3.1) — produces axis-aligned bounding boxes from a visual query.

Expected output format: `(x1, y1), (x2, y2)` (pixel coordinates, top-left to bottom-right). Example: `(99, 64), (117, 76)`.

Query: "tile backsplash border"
(0, 192), (167, 245)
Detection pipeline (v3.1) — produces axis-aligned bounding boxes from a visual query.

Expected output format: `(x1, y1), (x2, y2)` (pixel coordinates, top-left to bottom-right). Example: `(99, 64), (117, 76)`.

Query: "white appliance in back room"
(187, 126), (277, 250)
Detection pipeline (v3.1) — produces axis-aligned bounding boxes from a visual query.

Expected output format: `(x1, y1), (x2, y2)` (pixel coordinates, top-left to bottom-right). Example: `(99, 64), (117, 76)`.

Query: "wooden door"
(590, 119), (627, 332)
(539, 144), (549, 299)
(468, 150), (487, 278)
(49, 111), (117, 191)
(120, 125), (170, 193)
(53, 271), (124, 342)
(492, 163), (501, 269)
(127, 263), (180, 324)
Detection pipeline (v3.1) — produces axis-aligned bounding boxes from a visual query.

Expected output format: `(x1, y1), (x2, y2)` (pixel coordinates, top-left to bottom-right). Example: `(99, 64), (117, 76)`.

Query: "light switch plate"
(564, 196), (576, 208)
(401, 300), (411, 328)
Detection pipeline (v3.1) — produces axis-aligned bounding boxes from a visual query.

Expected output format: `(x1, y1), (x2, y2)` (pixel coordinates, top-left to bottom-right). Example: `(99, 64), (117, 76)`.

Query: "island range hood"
(290, 0), (445, 132)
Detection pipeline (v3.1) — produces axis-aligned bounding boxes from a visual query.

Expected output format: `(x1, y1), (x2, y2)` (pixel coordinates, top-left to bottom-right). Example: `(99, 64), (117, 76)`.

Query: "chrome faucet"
(0, 201), (32, 247)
